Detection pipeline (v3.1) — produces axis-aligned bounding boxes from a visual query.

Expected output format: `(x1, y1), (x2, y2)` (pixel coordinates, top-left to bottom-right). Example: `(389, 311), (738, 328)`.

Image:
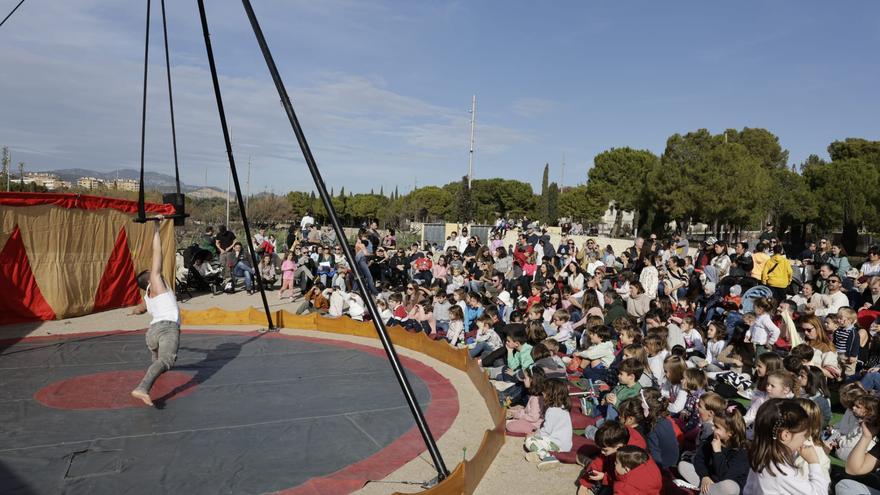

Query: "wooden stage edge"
(180, 307), (506, 495)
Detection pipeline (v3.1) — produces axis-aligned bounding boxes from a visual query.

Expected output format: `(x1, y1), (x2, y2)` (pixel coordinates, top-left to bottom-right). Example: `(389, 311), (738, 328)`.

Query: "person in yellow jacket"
(751, 241), (771, 279)
(761, 244), (793, 301)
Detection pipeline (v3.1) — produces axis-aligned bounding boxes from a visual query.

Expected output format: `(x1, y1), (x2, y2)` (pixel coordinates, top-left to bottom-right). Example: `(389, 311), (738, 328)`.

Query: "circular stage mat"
(0, 330), (458, 495)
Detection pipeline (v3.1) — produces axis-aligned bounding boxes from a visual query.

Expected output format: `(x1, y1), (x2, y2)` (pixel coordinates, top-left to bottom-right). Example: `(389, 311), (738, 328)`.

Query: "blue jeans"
(861, 372), (880, 393)
(355, 255), (378, 295)
(233, 262), (255, 290)
(469, 341), (493, 358)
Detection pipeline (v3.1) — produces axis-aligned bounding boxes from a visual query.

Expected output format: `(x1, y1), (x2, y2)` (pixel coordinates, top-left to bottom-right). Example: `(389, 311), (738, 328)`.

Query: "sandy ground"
(1, 292), (581, 494)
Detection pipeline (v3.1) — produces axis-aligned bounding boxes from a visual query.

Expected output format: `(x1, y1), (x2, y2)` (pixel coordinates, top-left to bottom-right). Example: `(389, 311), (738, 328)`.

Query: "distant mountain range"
(45, 168), (225, 195)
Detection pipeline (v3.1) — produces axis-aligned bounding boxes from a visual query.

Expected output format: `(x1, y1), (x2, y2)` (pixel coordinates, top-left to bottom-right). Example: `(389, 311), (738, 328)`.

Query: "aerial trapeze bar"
(134, 0), (188, 226)
(236, 0), (450, 481)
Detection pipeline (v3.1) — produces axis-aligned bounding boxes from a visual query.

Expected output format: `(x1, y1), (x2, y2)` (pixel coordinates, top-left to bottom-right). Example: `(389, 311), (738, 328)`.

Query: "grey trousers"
(678, 461), (741, 495)
(137, 320), (180, 393)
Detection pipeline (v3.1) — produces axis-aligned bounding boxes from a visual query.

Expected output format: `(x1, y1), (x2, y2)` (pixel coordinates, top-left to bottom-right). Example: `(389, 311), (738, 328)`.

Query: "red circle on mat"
(34, 370), (197, 410)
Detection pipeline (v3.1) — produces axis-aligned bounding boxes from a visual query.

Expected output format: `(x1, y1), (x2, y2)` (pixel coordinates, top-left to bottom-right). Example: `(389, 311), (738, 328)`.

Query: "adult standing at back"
(762, 244), (793, 302)
(130, 216), (179, 407)
(758, 223), (777, 243)
(215, 225), (236, 279)
(300, 210), (315, 240)
(751, 242), (770, 280)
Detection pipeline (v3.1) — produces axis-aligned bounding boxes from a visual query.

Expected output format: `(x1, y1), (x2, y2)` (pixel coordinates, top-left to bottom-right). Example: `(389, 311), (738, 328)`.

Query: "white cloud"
(0, 1), (530, 193)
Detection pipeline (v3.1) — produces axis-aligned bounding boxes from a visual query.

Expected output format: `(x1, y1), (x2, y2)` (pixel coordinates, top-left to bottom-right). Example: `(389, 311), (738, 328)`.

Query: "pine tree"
(540, 163), (550, 224)
(394, 186), (399, 201)
(456, 175), (472, 223)
(339, 186), (345, 198)
(547, 182), (559, 226)
(379, 185), (384, 197)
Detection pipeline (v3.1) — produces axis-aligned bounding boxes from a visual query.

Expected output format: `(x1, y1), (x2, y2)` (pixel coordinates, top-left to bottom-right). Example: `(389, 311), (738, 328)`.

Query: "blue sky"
(1, 1), (878, 194)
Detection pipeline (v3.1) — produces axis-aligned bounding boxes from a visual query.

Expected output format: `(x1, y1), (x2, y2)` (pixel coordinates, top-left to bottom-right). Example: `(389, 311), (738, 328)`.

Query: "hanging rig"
(133, 0), (274, 331)
(133, 0), (448, 481)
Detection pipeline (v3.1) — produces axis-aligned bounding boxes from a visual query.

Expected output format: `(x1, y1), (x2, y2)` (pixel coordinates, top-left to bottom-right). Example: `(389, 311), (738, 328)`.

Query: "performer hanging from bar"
(129, 216), (180, 407)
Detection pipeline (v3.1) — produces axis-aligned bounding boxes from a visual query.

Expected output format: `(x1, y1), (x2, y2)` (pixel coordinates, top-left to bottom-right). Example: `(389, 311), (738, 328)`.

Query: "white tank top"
(145, 284), (180, 325)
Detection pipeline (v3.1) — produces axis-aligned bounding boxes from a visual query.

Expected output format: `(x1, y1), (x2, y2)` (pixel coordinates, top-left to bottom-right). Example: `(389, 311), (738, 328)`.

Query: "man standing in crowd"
(214, 225), (236, 278)
(758, 222), (777, 243)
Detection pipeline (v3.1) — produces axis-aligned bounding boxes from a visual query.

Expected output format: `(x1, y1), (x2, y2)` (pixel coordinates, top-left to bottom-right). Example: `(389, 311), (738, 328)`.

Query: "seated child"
(446, 305), (466, 347)
(621, 344), (659, 388)
(661, 355), (689, 414)
(603, 359), (645, 419)
(610, 445), (662, 495)
(677, 368), (708, 433)
(603, 325), (643, 389)
(794, 398), (831, 478)
(690, 392), (727, 448)
(680, 316), (706, 356)
(692, 320), (727, 372)
(506, 367), (546, 435)
(744, 369), (797, 428)
(828, 383), (872, 459)
(743, 398), (829, 494)
(678, 405), (749, 494)
(639, 387), (681, 470)
(577, 420), (648, 495)
(741, 351), (783, 408)
(532, 341), (566, 379)
(582, 358), (646, 436)
(797, 366), (831, 428)
(577, 325), (616, 382)
(500, 328), (534, 380)
(375, 298), (393, 325)
(470, 314), (502, 359)
(524, 379), (572, 470)
(644, 334), (669, 387)
(550, 309), (577, 354)
(386, 292), (408, 326)
(433, 291), (452, 333)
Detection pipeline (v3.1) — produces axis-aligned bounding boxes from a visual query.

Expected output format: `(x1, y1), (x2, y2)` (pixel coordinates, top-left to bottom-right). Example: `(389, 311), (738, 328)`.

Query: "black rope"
(195, 0), (274, 330)
(136, 0), (151, 221)
(159, 0), (181, 196)
(239, 0), (449, 479)
(0, 0), (24, 28)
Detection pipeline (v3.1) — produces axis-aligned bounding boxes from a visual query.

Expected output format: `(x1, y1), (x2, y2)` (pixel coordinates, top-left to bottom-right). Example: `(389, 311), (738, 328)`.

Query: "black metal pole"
(196, 0), (274, 331)
(239, 0), (449, 479)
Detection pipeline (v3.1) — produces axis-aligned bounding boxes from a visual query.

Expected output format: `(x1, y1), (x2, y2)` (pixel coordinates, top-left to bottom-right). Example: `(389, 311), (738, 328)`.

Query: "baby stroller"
(178, 245), (223, 297)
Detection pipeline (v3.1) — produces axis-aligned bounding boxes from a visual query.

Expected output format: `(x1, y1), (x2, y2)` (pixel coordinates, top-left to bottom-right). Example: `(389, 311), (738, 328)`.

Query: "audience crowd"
(187, 214), (880, 495)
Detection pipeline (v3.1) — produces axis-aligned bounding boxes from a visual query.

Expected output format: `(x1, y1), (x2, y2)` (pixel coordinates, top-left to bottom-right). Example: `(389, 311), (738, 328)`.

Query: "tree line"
(584, 130), (879, 255)
(18, 128), (872, 254)
(184, 129), (878, 254)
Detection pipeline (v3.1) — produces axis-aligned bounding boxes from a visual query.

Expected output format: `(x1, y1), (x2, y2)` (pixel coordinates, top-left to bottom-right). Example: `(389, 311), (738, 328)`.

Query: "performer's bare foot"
(131, 389), (154, 406)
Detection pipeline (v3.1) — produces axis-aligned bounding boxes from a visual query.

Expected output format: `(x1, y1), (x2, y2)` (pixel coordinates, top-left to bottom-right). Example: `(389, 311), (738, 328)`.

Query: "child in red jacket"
(612, 446), (662, 495)
(577, 421), (647, 495)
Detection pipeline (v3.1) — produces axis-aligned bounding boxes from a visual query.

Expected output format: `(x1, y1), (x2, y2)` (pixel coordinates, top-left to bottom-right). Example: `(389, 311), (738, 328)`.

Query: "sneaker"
(537, 456), (559, 471)
(737, 389), (753, 400)
(524, 451), (541, 463)
(672, 479), (699, 490)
